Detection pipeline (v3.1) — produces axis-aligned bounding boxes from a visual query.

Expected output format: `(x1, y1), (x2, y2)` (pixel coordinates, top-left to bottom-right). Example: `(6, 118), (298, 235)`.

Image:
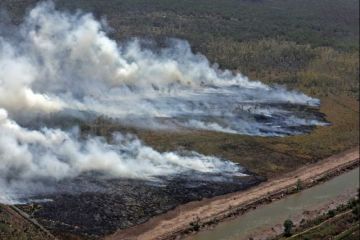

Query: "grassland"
(0, 1), (358, 178)
(19, 0), (358, 51)
(0, 1), (358, 239)
(7, 0), (354, 178)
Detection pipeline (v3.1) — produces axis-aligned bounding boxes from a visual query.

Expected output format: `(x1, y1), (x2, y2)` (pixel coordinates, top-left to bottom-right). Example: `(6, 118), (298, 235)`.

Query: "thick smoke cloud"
(0, 1), (323, 134)
(0, 107), (242, 203)
(0, 1), (325, 203)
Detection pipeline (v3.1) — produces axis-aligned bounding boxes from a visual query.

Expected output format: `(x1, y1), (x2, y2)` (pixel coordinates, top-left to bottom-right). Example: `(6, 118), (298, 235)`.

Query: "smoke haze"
(0, 1), (326, 203)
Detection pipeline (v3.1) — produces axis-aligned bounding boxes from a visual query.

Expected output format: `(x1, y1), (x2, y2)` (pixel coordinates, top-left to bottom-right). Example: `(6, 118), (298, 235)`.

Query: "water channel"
(189, 168), (359, 240)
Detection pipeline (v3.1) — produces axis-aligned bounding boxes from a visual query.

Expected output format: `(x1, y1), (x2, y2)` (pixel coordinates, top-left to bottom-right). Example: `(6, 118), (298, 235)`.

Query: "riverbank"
(190, 168), (359, 240)
(106, 147), (359, 240)
(269, 189), (360, 240)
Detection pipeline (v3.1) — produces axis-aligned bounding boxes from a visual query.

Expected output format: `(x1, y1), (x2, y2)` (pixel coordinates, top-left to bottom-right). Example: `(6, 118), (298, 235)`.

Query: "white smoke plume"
(0, 1), (326, 203)
(0, 107), (242, 203)
(0, 1), (322, 132)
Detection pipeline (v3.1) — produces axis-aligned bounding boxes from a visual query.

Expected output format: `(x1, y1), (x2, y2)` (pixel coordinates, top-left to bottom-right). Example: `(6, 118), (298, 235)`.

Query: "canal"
(189, 168), (359, 240)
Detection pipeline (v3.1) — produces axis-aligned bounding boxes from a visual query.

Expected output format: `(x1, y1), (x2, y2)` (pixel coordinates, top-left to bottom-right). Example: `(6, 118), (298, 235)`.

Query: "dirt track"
(106, 147), (359, 240)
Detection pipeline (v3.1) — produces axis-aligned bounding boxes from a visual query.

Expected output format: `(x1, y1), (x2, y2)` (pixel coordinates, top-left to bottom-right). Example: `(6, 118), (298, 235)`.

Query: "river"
(189, 167), (359, 240)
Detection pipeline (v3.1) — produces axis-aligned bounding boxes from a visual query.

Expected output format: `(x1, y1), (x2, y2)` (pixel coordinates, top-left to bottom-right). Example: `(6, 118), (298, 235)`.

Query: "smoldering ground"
(0, 108), (246, 203)
(0, 1), (327, 205)
(21, 172), (264, 236)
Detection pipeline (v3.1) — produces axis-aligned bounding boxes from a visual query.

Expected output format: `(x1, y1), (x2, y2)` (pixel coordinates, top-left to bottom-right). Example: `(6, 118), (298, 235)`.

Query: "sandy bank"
(106, 147), (359, 240)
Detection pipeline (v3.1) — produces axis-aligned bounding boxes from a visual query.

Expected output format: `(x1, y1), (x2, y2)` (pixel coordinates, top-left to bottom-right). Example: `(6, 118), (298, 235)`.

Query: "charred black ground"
(17, 171), (264, 239)
(10, 103), (325, 239)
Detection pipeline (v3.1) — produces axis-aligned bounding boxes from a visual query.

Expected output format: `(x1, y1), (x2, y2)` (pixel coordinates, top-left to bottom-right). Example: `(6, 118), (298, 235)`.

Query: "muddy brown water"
(189, 167), (359, 240)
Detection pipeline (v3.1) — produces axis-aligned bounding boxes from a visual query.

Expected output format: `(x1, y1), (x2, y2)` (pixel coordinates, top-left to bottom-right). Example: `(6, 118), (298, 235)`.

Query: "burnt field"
(31, 102), (329, 138)
(0, 1), (358, 240)
(17, 171), (264, 239)
(9, 102), (324, 239)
